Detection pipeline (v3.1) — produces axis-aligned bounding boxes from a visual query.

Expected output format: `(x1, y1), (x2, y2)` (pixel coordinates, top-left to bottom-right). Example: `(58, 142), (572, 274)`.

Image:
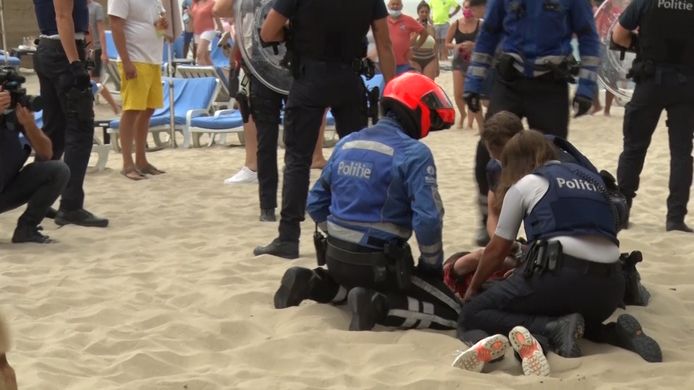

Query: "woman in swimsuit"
(410, 1), (439, 80)
(446, 0), (484, 129)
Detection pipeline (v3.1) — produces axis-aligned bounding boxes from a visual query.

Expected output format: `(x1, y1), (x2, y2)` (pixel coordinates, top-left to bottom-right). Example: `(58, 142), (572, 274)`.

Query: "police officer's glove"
(572, 94), (592, 118)
(68, 61), (92, 91)
(464, 92), (481, 113)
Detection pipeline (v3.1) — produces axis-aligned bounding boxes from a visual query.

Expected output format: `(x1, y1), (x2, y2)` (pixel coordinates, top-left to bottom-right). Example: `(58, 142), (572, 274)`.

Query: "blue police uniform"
(307, 118), (444, 274)
(277, 117), (461, 331)
(32, 0), (97, 215)
(466, 0), (601, 246)
(460, 161), (627, 357)
(615, 0), (694, 231)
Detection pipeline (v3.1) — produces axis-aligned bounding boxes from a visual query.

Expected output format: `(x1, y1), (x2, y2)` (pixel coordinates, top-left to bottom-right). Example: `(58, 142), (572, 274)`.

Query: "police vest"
(523, 163), (618, 245)
(33, 0), (89, 36)
(290, 0), (372, 63)
(639, 0), (694, 67)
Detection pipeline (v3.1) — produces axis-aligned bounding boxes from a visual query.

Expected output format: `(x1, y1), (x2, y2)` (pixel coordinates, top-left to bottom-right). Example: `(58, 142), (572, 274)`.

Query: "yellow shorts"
(119, 62), (163, 111)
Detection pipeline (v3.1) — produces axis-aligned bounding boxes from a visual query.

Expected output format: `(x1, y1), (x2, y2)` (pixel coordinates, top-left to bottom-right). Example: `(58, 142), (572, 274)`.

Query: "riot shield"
(235, 0), (292, 95)
(595, 0), (636, 102)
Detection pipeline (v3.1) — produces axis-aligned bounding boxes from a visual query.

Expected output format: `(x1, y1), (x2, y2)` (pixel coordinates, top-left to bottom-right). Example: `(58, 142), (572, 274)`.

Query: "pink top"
(387, 15), (424, 65)
(191, 0), (215, 35)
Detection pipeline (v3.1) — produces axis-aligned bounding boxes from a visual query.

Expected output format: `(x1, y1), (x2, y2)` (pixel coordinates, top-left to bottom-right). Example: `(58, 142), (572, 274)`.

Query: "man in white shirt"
(108, 0), (168, 180)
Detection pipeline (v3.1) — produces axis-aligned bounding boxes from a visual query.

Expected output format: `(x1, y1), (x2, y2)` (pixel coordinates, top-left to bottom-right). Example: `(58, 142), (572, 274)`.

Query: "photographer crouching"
(0, 88), (69, 244)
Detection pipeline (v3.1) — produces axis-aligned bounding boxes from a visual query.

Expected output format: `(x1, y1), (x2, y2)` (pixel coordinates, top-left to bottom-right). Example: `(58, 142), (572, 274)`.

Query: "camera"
(0, 66), (43, 112)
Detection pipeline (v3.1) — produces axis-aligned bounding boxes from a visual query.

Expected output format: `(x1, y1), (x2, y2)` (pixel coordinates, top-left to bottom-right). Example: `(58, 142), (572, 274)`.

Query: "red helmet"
(381, 72), (455, 139)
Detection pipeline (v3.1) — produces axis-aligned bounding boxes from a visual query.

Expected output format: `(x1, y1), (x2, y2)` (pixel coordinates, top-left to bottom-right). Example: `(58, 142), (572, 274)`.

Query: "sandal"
(121, 167), (147, 181)
(138, 163), (166, 175)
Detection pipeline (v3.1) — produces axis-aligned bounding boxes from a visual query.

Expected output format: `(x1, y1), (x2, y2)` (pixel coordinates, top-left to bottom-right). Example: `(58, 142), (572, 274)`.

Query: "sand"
(1, 69), (694, 389)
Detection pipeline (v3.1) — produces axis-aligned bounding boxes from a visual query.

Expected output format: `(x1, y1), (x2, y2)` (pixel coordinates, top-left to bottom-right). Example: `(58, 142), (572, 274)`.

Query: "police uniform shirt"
(619, 0), (694, 66)
(272, 0), (388, 62)
(0, 126), (31, 193)
(33, 0), (89, 35)
(495, 162), (620, 264)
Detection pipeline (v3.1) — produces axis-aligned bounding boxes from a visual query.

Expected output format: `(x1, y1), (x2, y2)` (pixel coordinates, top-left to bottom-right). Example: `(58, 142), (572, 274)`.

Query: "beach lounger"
(175, 65), (231, 104)
(184, 108), (244, 148)
(33, 109), (110, 172)
(0, 51), (21, 67)
(107, 77), (220, 150)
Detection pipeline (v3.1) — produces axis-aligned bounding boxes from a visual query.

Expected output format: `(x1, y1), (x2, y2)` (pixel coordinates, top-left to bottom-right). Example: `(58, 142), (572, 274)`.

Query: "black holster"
(496, 54), (521, 81)
(626, 59), (655, 82)
(384, 240), (414, 290)
(314, 228), (328, 266)
(236, 91), (251, 123)
(523, 240), (563, 278)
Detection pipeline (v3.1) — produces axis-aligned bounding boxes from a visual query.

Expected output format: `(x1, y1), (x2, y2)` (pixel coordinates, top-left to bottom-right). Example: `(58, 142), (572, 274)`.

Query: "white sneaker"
(509, 326), (550, 376)
(224, 166), (258, 184)
(452, 334), (509, 372)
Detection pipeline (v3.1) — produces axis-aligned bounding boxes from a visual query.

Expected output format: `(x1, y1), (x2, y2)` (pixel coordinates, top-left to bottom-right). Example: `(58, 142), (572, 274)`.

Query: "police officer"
(460, 130), (661, 363)
(0, 90), (69, 243)
(214, 0), (287, 222)
(612, 0), (694, 232)
(254, 0), (397, 258)
(32, 0), (108, 227)
(273, 73), (461, 331)
(464, 0), (601, 246)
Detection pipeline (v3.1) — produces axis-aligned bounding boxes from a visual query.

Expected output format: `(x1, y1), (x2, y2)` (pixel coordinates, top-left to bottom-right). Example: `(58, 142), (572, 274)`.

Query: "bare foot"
(591, 105), (603, 115)
(137, 163), (166, 175)
(311, 159), (327, 170)
(121, 166), (147, 181)
(0, 354), (17, 390)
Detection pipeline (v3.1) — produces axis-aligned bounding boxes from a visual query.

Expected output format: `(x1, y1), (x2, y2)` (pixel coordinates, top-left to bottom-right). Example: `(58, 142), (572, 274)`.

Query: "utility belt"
(523, 240), (620, 278)
(627, 59), (693, 84)
(496, 53), (578, 83)
(38, 37), (86, 48)
(314, 229), (414, 290)
(627, 59), (656, 82)
(295, 57), (375, 78)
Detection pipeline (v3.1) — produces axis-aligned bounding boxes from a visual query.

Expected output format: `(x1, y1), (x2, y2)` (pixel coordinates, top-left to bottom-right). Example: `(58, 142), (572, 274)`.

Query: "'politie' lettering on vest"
(338, 160), (373, 180)
(657, 0), (694, 10)
(556, 177), (599, 192)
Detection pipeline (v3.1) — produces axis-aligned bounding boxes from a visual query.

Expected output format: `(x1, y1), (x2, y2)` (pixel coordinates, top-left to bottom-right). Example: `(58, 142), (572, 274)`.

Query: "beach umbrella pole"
(168, 41), (176, 147)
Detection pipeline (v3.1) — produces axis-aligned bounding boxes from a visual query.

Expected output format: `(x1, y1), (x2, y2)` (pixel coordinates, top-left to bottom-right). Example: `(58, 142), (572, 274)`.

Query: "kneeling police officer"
(273, 73), (461, 331)
(460, 130), (661, 362)
(0, 89), (70, 243)
(612, 0), (694, 232)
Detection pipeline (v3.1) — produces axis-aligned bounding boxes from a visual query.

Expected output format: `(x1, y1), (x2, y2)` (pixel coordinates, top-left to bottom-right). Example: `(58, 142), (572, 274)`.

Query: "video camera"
(0, 66), (43, 112)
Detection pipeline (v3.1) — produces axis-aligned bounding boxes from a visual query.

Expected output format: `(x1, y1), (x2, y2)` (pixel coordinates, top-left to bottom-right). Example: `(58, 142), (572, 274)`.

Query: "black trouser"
(459, 260), (625, 350)
(0, 161), (70, 228)
(301, 255), (461, 330)
(250, 76), (286, 210)
(474, 76), (570, 197)
(33, 39), (95, 211)
(279, 61), (368, 242)
(617, 69), (694, 222)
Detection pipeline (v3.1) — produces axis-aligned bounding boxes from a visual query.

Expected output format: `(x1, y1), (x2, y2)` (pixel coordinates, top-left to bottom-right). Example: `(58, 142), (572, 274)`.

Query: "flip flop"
(121, 167), (147, 181)
(138, 164), (166, 175)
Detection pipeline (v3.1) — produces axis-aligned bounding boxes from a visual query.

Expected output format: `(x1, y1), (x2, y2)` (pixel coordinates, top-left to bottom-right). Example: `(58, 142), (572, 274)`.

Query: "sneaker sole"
(509, 326), (550, 376)
(552, 313), (585, 358)
(452, 334), (509, 372)
(273, 268), (313, 309)
(54, 218), (109, 228)
(615, 314), (662, 362)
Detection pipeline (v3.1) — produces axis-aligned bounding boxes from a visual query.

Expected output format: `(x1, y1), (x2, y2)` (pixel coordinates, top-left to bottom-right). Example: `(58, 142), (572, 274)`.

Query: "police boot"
(621, 251), (651, 306)
(253, 238), (299, 259)
(475, 194), (490, 247)
(273, 267), (334, 308)
(347, 287), (388, 331)
(614, 314), (662, 363)
(545, 313), (584, 358)
(11, 224), (54, 244)
(666, 219), (694, 233)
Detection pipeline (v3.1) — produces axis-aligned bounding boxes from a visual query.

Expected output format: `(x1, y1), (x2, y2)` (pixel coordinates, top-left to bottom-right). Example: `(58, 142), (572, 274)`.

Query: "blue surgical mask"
(389, 9), (402, 17)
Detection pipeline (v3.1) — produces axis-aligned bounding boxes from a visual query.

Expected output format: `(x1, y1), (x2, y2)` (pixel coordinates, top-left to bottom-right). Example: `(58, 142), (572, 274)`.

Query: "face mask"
(389, 9), (402, 17)
(463, 9), (474, 18)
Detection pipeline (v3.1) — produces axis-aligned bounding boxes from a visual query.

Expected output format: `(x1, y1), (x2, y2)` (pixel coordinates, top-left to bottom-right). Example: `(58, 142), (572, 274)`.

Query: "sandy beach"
(1, 68), (693, 389)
